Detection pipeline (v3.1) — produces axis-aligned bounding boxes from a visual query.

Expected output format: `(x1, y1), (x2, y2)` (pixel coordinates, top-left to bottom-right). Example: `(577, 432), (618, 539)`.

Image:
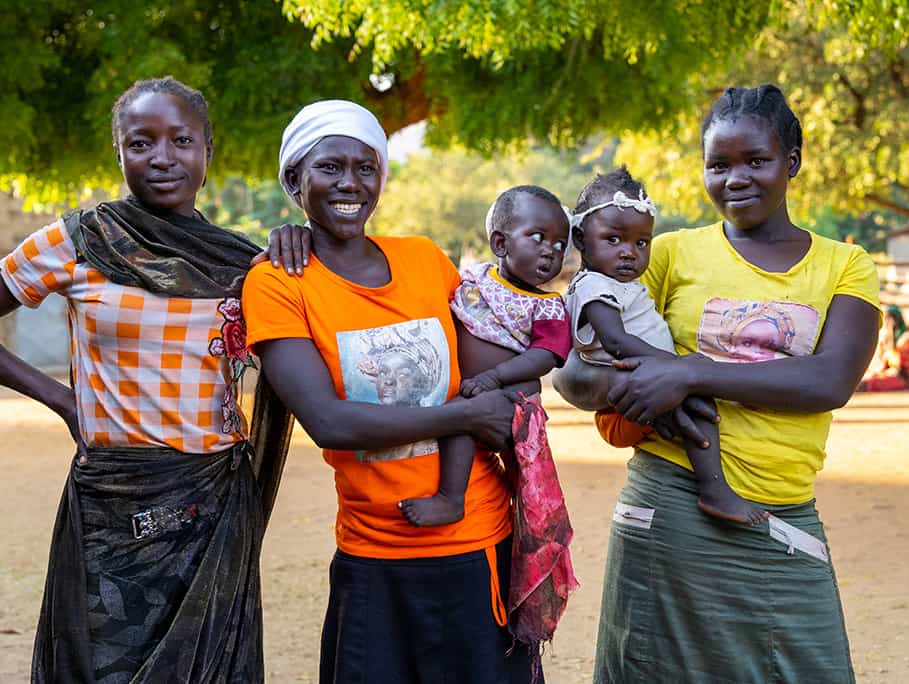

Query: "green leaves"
(617, 0), (909, 229)
(10, 0), (905, 239)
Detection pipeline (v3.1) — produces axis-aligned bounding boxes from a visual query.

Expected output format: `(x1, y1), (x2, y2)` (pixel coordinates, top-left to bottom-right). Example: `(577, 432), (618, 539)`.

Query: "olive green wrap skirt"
(595, 450), (854, 684)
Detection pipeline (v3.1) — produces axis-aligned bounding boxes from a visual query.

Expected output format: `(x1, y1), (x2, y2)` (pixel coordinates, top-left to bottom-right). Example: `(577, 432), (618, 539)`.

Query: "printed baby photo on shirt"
(337, 317), (451, 462)
(697, 298), (821, 363)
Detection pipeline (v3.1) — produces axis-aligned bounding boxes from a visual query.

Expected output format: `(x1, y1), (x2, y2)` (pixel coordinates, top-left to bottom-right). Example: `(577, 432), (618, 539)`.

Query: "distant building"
(0, 192), (68, 371)
(887, 227), (909, 263)
(882, 227), (909, 306)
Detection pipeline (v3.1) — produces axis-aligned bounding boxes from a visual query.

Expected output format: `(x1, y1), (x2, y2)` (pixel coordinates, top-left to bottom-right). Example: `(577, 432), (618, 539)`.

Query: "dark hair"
(490, 185), (564, 235)
(701, 84), (802, 152)
(574, 165), (646, 216)
(111, 76), (213, 148)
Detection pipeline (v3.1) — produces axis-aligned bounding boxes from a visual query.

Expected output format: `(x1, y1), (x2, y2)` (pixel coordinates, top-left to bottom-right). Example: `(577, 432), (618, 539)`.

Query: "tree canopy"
(4, 0), (771, 207)
(614, 0), (909, 225)
(8, 0), (907, 233)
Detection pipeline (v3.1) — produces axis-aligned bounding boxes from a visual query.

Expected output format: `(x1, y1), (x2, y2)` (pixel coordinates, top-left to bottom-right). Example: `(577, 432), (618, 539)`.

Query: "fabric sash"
(63, 197), (260, 298)
(32, 444), (265, 683)
(504, 394), (579, 683)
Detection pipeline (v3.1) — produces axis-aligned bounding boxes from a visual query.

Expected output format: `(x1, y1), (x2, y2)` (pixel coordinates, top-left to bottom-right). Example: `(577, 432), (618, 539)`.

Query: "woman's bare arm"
(257, 337), (516, 451)
(0, 280), (85, 458)
(607, 294), (880, 424)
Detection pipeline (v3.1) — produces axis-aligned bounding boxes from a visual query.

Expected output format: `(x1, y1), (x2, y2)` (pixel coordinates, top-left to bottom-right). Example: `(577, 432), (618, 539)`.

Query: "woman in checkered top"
(0, 77), (305, 683)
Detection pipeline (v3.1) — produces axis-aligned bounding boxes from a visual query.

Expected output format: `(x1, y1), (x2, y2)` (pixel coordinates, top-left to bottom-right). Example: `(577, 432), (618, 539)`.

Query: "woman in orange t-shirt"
(242, 100), (537, 682)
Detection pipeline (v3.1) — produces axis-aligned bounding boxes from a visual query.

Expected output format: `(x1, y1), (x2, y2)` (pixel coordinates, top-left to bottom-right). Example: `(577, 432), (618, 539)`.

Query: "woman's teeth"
(331, 203), (362, 215)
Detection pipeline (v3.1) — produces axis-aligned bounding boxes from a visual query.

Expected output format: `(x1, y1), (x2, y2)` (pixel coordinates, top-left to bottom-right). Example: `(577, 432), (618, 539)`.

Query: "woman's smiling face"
(702, 115), (800, 231)
(288, 135), (381, 240)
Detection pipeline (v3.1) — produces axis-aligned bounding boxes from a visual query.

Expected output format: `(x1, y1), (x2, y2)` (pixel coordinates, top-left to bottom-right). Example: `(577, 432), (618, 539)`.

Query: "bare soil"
(1, 389), (907, 683)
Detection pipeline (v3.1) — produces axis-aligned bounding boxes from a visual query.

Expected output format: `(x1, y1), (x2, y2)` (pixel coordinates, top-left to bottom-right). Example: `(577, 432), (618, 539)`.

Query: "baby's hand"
(460, 370), (502, 397)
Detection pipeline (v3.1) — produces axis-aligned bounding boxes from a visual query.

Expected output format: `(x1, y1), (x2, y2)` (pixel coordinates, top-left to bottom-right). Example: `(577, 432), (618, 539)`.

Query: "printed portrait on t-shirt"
(337, 317), (450, 462)
(697, 298), (821, 363)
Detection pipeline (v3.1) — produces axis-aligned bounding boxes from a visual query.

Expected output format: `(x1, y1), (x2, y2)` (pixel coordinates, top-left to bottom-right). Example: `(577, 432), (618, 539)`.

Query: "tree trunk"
(364, 65), (444, 135)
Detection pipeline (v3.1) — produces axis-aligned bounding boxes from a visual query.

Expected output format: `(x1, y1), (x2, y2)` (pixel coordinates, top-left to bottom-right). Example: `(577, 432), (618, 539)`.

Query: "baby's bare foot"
(697, 481), (769, 525)
(399, 494), (464, 527)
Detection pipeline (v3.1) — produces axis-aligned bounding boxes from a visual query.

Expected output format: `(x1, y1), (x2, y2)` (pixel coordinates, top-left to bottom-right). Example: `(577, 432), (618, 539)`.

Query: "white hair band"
(570, 189), (657, 229)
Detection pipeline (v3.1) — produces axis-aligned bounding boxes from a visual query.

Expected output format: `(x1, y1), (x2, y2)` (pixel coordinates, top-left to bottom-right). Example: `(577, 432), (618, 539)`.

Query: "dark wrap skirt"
(31, 442), (265, 684)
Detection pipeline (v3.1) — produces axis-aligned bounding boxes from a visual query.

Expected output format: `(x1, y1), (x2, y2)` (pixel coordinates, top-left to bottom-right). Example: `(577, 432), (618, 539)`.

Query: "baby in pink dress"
(400, 185), (579, 671)
(400, 185), (572, 527)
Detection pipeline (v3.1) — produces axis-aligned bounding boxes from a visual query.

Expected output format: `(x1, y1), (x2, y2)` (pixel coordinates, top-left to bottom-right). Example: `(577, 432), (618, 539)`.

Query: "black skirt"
(32, 442), (264, 683)
(320, 536), (541, 684)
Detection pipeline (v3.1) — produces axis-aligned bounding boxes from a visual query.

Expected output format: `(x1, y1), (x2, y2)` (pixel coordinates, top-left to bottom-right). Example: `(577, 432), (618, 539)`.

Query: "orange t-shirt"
(242, 235), (513, 559)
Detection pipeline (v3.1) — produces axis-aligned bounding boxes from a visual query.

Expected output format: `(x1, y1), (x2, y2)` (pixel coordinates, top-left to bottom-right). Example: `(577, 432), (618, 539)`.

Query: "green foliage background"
(3, 0), (770, 208)
(5, 0), (909, 251)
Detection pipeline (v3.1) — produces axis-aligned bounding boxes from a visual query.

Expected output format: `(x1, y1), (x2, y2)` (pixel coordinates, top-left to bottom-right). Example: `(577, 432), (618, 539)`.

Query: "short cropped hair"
(111, 76), (213, 148)
(490, 185), (563, 236)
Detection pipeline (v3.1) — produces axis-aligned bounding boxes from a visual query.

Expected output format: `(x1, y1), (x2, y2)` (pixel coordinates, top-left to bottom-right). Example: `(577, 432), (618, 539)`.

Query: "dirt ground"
(1, 388), (907, 683)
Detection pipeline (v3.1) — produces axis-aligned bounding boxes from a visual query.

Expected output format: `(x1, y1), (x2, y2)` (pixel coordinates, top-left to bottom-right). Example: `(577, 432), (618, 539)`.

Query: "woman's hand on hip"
(55, 386), (89, 464)
(250, 223), (312, 275)
(607, 355), (697, 425)
(463, 389), (519, 451)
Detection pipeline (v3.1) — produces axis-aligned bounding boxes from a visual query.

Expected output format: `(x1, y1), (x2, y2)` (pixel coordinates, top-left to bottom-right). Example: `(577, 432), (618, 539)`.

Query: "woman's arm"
(608, 294), (880, 423)
(257, 337), (516, 451)
(0, 280), (86, 459)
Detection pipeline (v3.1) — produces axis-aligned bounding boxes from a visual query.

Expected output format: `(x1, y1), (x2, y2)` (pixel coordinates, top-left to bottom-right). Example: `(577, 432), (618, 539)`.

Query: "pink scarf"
(505, 394), (579, 680)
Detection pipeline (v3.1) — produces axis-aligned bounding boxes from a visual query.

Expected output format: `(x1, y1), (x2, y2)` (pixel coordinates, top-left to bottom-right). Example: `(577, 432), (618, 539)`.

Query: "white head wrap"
(484, 192), (574, 256)
(278, 100), (389, 208)
(569, 188), (658, 230)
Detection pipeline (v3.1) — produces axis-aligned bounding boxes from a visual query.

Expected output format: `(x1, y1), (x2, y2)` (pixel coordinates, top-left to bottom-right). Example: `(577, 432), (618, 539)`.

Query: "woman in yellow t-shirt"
(594, 85), (880, 683)
(242, 101), (538, 682)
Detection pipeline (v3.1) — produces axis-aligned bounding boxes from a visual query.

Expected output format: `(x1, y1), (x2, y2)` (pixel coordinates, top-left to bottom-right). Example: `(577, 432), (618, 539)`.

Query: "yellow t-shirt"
(638, 223), (881, 504)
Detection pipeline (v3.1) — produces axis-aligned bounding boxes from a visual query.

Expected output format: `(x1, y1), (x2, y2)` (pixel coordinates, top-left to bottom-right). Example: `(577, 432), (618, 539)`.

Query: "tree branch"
(865, 193), (909, 217)
(889, 57), (909, 99)
(836, 71), (867, 130)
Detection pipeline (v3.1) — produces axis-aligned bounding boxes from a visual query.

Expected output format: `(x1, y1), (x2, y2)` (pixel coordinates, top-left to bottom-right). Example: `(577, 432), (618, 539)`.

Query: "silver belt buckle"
(131, 510), (159, 540)
(131, 504), (200, 540)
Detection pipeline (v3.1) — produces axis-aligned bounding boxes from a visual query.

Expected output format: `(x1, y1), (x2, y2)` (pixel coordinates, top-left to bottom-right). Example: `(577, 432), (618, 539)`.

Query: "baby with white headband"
(400, 185), (573, 526)
(554, 166), (768, 525)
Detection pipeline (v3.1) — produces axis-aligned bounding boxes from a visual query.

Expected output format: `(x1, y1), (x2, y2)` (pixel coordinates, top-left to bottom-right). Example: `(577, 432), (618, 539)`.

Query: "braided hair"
(701, 84), (802, 152)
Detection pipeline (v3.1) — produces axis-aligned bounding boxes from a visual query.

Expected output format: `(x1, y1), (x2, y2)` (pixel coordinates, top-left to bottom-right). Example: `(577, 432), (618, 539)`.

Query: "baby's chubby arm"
(460, 348), (556, 398)
(583, 300), (675, 360)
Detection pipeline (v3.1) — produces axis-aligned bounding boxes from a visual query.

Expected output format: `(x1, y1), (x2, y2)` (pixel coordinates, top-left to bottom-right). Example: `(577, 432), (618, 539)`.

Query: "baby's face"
(495, 194), (569, 288)
(576, 205), (653, 282)
(729, 318), (783, 362)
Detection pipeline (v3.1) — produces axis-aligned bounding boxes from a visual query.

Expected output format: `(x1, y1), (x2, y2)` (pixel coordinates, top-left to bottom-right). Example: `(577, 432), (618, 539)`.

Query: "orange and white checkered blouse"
(1, 220), (248, 453)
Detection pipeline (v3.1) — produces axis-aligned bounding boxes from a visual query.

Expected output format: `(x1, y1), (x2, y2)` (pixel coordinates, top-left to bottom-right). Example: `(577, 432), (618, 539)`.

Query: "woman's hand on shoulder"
(607, 355), (700, 424)
(250, 223), (312, 275)
(462, 389), (519, 451)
